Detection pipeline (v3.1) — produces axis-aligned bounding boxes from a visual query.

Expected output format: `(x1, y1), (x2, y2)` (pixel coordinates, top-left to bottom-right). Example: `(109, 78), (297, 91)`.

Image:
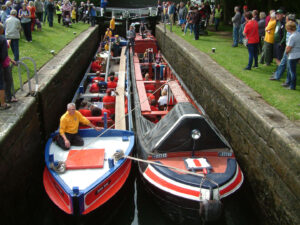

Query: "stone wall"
(155, 24), (300, 225)
(0, 26), (100, 224)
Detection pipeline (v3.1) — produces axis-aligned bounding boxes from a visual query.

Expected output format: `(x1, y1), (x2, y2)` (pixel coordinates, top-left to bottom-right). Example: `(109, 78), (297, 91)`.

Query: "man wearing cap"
(56, 103), (101, 150)
(273, 9), (286, 65)
(113, 34), (121, 56)
(270, 14), (298, 81)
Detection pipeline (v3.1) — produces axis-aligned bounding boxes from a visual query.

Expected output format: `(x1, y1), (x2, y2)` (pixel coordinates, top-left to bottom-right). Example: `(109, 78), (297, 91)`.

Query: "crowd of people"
(232, 5), (300, 90)
(0, 0), (99, 110)
(157, 1), (214, 40)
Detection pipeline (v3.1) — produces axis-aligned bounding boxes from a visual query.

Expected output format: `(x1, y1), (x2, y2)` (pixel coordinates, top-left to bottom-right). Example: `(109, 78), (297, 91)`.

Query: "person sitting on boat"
(91, 106), (102, 116)
(78, 100), (92, 117)
(150, 99), (158, 111)
(92, 71), (104, 82)
(155, 50), (162, 63)
(104, 27), (112, 39)
(56, 103), (101, 150)
(91, 58), (103, 73)
(139, 22), (148, 38)
(158, 89), (168, 110)
(144, 73), (152, 81)
(89, 80), (99, 93)
(107, 76), (117, 89)
(147, 92), (155, 103)
(113, 34), (121, 56)
(103, 89), (115, 114)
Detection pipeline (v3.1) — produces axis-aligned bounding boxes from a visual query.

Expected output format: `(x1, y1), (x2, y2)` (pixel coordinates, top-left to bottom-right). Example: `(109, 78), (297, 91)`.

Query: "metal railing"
(15, 57), (39, 96)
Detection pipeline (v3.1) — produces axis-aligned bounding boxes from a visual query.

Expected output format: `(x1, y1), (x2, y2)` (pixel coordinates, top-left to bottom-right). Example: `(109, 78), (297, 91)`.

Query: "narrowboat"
(131, 33), (243, 223)
(43, 39), (134, 215)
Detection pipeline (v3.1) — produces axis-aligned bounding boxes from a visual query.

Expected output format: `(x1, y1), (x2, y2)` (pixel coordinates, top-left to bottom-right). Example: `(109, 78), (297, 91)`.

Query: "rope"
(82, 79), (173, 149)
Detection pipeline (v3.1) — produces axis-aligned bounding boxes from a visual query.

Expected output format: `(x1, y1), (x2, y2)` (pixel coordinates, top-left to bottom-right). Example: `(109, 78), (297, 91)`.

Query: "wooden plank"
(137, 81), (151, 112)
(115, 47), (126, 130)
(168, 81), (189, 103)
(142, 111), (168, 116)
(134, 55), (144, 81)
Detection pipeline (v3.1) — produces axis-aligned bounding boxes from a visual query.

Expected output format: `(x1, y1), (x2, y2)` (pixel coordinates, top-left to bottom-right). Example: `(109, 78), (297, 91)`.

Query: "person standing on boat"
(56, 103), (101, 150)
(126, 25), (136, 53)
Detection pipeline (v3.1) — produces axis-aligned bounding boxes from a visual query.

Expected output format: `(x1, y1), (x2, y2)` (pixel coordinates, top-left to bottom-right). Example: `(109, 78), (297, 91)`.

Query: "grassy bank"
(168, 24), (300, 121)
(9, 18), (90, 90)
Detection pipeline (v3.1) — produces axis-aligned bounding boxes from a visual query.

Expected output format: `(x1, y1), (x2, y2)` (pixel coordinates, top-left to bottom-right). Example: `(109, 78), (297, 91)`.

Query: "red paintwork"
(43, 167), (72, 214)
(219, 166), (243, 196)
(148, 154), (228, 174)
(83, 159), (131, 214)
(135, 34), (158, 54)
(134, 56), (144, 81)
(145, 166), (200, 197)
(66, 149), (105, 169)
(137, 81), (151, 112)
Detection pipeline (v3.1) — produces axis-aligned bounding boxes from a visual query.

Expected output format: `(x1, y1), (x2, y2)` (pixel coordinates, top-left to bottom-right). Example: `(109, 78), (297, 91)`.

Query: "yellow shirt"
(264, 19), (276, 44)
(71, 9), (76, 20)
(110, 19), (115, 30)
(105, 44), (109, 51)
(59, 111), (90, 135)
(105, 30), (112, 38)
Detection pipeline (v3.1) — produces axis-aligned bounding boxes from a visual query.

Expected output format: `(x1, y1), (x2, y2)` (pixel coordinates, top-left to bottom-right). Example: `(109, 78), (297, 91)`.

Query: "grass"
(168, 24), (300, 121)
(9, 17), (90, 91)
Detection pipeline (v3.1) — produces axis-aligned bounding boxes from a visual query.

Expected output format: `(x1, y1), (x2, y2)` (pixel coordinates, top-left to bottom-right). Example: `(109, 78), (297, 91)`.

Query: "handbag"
(243, 23), (255, 47)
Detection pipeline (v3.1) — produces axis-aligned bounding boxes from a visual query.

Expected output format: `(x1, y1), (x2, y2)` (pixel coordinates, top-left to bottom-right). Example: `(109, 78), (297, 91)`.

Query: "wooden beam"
(115, 47), (126, 130)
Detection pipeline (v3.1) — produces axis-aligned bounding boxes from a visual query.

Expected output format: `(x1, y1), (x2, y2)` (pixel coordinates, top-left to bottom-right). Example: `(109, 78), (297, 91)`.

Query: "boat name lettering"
(218, 152), (232, 157)
(95, 180), (111, 195)
(152, 153), (167, 159)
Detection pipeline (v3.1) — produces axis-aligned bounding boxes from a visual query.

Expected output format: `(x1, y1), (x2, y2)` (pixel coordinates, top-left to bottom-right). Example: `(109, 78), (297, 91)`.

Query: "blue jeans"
(239, 24), (245, 44)
(184, 23), (193, 34)
(233, 26), (240, 46)
(246, 43), (258, 69)
(214, 17), (220, 31)
(194, 24), (199, 40)
(48, 11), (53, 27)
(274, 51), (287, 80)
(287, 58), (299, 89)
(10, 39), (19, 61)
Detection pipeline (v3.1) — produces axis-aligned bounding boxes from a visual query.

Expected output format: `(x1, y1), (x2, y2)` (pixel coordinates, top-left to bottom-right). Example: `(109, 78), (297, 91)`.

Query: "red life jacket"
(107, 81), (117, 89)
(103, 96), (116, 114)
(90, 83), (99, 93)
(79, 109), (92, 117)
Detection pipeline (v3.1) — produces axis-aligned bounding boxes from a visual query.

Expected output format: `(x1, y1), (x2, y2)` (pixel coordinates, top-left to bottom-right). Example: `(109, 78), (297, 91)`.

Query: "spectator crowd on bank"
(0, 0), (99, 110)
(157, 1), (300, 91)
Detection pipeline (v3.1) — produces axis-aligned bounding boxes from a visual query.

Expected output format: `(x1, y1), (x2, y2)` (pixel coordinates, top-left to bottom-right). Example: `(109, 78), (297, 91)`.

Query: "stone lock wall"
(0, 26), (100, 224)
(155, 24), (300, 225)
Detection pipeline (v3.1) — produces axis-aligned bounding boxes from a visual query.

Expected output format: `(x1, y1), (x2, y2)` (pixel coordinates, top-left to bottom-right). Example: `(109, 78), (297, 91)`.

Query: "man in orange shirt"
(107, 76), (117, 89)
(103, 89), (115, 114)
(56, 103), (101, 150)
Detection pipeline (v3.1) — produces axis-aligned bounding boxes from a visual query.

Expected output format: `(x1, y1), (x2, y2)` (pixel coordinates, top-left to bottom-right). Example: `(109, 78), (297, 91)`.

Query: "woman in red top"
(243, 12), (259, 70)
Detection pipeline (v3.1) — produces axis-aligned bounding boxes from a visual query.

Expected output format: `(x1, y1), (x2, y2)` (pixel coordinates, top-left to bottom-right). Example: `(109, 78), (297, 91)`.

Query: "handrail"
(16, 57), (38, 95)
(104, 41), (112, 82)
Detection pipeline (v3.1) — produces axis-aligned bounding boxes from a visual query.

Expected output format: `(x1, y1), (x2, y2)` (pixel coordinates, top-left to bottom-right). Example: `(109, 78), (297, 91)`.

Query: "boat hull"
(43, 158), (132, 215)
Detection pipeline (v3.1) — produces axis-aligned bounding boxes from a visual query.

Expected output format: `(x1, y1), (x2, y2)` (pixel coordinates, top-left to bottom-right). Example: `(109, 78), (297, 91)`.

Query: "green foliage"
(10, 17), (89, 90)
(169, 24), (300, 121)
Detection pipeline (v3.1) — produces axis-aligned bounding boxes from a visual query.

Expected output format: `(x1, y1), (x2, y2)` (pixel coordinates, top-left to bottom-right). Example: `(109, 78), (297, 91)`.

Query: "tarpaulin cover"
(142, 102), (228, 153)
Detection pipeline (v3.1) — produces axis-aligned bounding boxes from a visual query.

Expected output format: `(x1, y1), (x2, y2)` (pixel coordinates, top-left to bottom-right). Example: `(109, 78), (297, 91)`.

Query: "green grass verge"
(9, 17), (89, 91)
(168, 24), (300, 121)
